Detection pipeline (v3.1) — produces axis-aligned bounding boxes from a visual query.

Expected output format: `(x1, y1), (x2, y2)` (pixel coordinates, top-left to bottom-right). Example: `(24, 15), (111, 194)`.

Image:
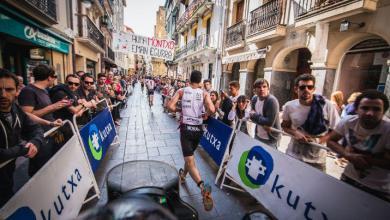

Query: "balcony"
(77, 15), (105, 53)
(107, 46), (115, 61)
(294, 0), (378, 27)
(226, 20), (246, 50)
(176, 0), (214, 33)
(5, 0), (57, 26)
(174, 34), (215, 60)
(246, 0), (287, 43)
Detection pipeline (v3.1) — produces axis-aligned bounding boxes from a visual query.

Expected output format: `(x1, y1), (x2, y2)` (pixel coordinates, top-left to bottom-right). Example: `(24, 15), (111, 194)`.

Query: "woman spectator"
(227, 95), (251, 133)
(331, 91), (345, 115)
(209, 91), (221, 118)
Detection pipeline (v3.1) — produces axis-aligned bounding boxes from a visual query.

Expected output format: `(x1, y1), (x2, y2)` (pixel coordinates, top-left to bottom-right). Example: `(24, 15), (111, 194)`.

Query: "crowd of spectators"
(0, 65), (131, 206)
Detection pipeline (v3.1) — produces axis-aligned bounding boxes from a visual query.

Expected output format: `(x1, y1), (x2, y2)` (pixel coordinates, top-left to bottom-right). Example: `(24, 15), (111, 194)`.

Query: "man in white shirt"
(281, 74), (340, 171)
(327, 90), (390, 202)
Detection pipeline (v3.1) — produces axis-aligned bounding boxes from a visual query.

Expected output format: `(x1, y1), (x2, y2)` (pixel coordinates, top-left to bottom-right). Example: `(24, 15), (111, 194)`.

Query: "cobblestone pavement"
(83, 84), (267, 220)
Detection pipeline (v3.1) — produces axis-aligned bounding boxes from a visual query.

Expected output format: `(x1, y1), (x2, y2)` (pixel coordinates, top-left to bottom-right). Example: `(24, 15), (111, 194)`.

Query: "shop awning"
(0, 5), (70, 54)
(222, 49), (266, 64)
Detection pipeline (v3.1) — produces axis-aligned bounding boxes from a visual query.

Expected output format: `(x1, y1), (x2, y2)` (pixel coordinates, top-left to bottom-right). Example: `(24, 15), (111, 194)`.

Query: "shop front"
(0, 5), (71, 83)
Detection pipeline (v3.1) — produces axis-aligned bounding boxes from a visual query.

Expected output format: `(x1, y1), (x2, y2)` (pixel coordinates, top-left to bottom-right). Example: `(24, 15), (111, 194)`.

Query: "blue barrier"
(200, 117), (234, 166)
(79, 108), (116, 172)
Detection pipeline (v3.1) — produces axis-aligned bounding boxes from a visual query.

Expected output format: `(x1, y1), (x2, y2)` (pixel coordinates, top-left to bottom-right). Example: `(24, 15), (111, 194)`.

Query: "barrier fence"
(199, 118), (390, 219)
(0, 121), (96, 220)
(0, 98), (119, 219)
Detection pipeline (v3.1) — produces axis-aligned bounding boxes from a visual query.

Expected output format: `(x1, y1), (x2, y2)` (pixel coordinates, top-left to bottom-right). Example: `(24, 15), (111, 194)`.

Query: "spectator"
(331, 91), (345, 115)
(327, 90), (390, 202)
(228, 95), (251, 133)
(228, 81), (240, 102)
(249, 78), (281, 148)
(341, 92), (362, 118)
(76, 70), (85, 79)
(203, 79), (212, 93)
(49, 74), (89, 121)
(281, 74), (340, 171)
(97, 73), (115, 100)
(18, 64), (68, 131)
(78, 73), (98, 103)
(209, 91), (221, 119)
(106, 71), (114, 85)
(0, 69), (43, 206)
(15, 75), (24, 97)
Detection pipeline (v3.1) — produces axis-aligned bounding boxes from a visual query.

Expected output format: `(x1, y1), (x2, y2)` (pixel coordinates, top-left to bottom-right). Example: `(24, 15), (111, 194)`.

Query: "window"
(236, 1), (244, 23)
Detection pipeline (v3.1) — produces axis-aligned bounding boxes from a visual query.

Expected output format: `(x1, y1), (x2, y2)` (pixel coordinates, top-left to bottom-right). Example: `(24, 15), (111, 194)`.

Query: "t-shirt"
(254, 98), (269, 140)
(335, 115), (390, 194)
(18, 84), (55, 124)
(282, 98), (340, 164)
(180, 87), (204, 126)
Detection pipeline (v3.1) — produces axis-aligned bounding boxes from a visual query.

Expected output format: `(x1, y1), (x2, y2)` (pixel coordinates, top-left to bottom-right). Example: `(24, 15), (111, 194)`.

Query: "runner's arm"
(167, 89), (181, 112)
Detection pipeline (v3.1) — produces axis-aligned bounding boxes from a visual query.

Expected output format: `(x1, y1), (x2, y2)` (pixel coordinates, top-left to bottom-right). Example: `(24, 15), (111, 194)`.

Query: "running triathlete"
(167, 70), (215, 211)
(146, 76), (156, 107)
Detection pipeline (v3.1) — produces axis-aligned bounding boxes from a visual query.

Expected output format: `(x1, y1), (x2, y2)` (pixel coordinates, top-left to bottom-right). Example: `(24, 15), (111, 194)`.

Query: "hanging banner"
(79, 108), (116, 172)
(0, 135), (94, 220)
(200, 117), (234, 166)
(226, 131), (390, 220)
(113, 32), (175, 61)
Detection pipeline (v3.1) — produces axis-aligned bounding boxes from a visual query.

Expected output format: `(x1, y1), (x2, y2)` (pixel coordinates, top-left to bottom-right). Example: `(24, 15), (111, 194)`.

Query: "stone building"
(165, 0), (226, 86)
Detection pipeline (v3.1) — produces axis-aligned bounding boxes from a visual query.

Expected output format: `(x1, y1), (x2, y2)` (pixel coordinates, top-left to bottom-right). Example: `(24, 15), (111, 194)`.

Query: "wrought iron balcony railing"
(296, 0), (354, 17)
(79, 15), (105, 50)
(176, 0), (210, 31)
(248, 0), (285, 37)
(174, 34), (214, 60)
(226, 20), (246, 48)
(24, 0), (57, 21)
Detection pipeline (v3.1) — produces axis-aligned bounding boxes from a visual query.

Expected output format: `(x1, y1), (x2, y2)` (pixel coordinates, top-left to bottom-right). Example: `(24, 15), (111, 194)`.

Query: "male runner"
(168, 70), (215, 211)
(146, 77), (156, 107)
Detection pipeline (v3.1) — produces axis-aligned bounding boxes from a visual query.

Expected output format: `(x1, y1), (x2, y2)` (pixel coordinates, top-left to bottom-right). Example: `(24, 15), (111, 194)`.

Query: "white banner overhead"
(0, 135), (94, 220)
(226, 131), (390, 220)
(113, 32), (176, 61)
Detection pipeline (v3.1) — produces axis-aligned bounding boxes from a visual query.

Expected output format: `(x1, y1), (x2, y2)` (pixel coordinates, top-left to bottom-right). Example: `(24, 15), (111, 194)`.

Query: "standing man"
(327, 90), (390, 202)
(249, 78), (281, 148)
(168, 70), (215, 211)
(146, 76), (156, 107)
(203, 79), (213, 93)
(281, 74), (340, 171)
(0, 69), (43, 206)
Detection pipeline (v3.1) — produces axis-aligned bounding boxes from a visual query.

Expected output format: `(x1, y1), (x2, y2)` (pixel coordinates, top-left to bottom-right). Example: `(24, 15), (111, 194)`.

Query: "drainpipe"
(215, 0), (227, 91)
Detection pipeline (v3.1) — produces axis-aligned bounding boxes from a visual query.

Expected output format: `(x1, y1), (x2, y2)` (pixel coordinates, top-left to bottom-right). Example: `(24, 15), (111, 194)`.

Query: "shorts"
(180, 124), (204, 157)
(147, 89), (154, 95)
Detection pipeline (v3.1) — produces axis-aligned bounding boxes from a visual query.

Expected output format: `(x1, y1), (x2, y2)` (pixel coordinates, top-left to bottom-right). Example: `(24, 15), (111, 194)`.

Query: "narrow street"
(89, 83), (265, 220)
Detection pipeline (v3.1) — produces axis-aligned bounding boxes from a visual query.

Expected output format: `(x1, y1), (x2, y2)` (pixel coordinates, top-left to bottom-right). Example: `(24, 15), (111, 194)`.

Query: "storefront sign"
(79, 108), (116, 172)
(113, 32), (175, 61)
(0, 135), (93, 220)
(0, 12), (69, 54)
(222, 49), (266, 64)
(226, 131), (390, 219)
(200, 117), (234, 166)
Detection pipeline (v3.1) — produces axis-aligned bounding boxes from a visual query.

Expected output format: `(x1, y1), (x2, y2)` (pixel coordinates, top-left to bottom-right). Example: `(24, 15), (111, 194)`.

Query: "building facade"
(222, 0), (390, 106)
(152, 6), (168, 76)
(0, 0), (74, 83)
(112, 0), (127, 75)
(165, 0), (226, 86)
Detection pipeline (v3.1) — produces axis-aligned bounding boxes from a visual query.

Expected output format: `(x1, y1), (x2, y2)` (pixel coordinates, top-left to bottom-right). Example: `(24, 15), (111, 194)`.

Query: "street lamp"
(340, 20), (365, 32)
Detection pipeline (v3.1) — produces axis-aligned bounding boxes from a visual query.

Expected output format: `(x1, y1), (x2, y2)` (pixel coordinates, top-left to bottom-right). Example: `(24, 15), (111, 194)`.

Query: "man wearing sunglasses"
(327, 90), (390, 202)
(78, 73), (98, 103)
(281, 74), (340, 171)
(50, 74), (90, 122)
